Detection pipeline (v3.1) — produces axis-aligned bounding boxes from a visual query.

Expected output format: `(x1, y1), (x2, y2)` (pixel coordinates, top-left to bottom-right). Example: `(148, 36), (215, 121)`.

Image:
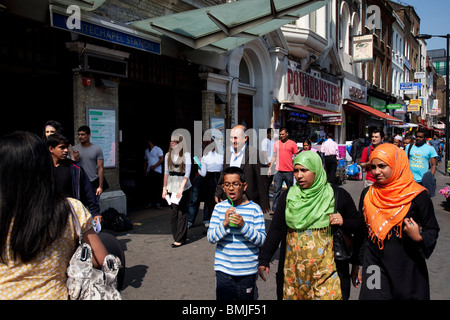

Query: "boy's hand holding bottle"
(224, 207), (244, 228)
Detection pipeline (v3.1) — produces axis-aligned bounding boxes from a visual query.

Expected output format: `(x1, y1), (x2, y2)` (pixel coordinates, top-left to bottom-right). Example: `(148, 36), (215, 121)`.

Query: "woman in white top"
(162, 134), (192, 248)
(198, 139), (223, 227)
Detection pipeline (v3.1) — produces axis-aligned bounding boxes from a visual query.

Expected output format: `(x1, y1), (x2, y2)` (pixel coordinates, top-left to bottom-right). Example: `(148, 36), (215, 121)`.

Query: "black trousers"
(146, 170), (163, 205)
(170, 189), (190, 243)
(202, 172), (221, 222)
(324, 155), (337, 185)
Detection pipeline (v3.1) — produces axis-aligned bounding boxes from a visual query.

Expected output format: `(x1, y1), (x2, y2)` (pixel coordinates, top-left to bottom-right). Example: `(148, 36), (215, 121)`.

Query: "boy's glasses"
(223, 182), (242, 189)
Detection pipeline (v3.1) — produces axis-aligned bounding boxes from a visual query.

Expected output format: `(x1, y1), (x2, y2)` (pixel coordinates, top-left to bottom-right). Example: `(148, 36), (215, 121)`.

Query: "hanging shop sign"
(352, 34), (374, 62)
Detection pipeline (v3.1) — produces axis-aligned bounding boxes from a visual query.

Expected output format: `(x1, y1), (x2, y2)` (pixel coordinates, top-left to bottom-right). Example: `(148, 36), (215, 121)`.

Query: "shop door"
(238, 94), (253, 128)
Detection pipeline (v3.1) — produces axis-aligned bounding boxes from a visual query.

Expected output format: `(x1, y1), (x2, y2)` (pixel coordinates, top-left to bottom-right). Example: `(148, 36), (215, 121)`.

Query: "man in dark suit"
(214, 125), (270, 213)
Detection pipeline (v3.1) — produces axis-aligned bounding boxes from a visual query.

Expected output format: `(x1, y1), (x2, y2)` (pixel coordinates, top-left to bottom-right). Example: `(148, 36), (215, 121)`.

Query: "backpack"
(101, 207), (133, 232)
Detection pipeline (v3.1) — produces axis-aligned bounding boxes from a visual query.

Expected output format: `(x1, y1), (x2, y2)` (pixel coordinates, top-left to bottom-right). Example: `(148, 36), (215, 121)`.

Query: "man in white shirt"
(261, 128), (275, 199)
(321, 132), (339, 185)
(261, 128), (275, 166)
(144, 138), (164, 209)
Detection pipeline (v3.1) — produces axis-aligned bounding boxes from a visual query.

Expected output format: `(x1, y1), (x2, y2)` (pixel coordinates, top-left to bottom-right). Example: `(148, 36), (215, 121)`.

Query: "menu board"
(87, 108), (116, 168)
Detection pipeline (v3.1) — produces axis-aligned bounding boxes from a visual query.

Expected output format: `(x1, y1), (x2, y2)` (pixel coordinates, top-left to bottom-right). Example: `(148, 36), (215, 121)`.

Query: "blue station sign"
(51, 11), (161, 55)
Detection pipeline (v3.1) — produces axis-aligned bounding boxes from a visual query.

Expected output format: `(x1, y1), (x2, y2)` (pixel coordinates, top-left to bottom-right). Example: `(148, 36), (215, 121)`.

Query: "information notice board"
(87, 108), (117, 168)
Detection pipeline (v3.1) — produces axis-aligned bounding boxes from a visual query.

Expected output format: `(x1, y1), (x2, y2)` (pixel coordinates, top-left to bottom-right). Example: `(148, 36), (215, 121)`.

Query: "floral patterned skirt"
(283, 227), (342, 300)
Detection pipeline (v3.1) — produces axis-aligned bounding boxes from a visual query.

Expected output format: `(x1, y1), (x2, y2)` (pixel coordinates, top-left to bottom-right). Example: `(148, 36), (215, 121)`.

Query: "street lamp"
(416, 34), (450, 174)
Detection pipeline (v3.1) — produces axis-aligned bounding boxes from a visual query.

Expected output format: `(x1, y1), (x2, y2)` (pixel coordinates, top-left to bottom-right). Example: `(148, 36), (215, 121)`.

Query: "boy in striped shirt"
(207, 166), (266, 300)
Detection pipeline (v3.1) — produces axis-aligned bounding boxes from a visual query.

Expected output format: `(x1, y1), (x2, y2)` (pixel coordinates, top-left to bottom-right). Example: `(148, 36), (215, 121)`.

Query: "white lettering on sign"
(287, 67), (341, 109)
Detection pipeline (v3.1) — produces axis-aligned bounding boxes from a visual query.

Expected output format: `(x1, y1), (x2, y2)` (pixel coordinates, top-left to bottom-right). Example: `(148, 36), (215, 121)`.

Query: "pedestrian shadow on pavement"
(121, 264), (148, 291)
(186, 226), (208, 245)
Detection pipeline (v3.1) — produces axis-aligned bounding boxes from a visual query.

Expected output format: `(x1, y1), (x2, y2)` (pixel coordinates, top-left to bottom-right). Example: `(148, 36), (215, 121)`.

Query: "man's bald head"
(230, 125), (248, 152)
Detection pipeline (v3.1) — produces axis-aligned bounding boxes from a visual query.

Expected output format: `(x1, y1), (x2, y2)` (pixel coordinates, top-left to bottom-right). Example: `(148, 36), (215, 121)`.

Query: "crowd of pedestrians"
(0, 123), (442, 300)
(159, 125), (441, 300)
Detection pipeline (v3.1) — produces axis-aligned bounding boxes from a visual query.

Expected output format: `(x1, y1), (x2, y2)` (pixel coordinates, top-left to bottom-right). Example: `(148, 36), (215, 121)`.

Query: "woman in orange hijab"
(352, 143), (439, 299)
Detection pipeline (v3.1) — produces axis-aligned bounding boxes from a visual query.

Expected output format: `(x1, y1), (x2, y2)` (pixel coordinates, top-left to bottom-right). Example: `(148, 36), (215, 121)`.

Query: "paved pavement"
(116, 161), (450, 300)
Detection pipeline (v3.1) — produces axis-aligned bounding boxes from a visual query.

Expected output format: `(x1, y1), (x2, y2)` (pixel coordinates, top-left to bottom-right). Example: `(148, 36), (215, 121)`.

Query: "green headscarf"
(285, 151), (334, 230)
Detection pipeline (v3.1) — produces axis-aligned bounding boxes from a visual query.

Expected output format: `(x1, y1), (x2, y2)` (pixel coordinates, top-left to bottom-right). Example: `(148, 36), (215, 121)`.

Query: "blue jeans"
(272, 171), (294, 212)
(215, 271), (258, 300)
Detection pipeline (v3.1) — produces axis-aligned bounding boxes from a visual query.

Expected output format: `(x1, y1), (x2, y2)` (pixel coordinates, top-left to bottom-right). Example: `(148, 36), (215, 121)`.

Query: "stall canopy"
(132, 0), (330, 53)
(392, 123), (418, 129)
(344, 100), (403, 124)
(287, 104), (342, 123)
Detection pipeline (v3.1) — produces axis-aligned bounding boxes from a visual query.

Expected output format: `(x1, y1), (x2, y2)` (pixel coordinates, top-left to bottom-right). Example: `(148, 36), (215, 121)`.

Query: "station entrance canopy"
(132, 0), (330, 53)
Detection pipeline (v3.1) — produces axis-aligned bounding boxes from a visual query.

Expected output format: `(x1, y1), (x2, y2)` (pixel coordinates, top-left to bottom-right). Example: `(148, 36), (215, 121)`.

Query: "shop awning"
(132, 0), (330, 53)
(433, 121), (445, 129)
(288, 104), (340, 117)
(345, 100), (402, 124)
(285, 104), (342, 123)
(419, 124), (434, 132)
(392, 123), (418, 129)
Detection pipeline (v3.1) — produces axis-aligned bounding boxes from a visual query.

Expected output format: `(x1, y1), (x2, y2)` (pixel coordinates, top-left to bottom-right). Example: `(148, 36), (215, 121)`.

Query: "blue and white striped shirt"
(207, 200), (266, 276)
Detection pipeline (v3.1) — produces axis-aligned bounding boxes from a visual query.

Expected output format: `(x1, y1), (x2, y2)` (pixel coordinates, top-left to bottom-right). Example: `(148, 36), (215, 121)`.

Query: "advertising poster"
(88, 108), (116, 168)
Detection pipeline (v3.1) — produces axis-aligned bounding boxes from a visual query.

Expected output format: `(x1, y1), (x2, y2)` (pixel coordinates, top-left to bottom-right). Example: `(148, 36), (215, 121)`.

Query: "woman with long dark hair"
(0, 131), (108, 299)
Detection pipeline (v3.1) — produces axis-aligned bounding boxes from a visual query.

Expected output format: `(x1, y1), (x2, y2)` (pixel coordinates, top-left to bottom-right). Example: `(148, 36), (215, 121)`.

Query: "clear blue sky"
(399, 0), (450, 51)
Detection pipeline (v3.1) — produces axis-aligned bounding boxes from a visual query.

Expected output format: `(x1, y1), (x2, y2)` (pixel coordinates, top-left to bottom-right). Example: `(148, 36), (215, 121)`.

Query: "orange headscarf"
(363, 143), (426, 249)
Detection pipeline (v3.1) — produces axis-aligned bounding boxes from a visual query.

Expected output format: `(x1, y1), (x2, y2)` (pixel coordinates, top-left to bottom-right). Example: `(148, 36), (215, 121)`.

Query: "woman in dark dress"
(258, 151), (364, 300)
(352, 143), (440, 299)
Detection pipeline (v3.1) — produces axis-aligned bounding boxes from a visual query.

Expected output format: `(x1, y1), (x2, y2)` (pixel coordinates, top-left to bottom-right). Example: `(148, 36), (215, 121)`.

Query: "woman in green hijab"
(258, 151), (363, 300)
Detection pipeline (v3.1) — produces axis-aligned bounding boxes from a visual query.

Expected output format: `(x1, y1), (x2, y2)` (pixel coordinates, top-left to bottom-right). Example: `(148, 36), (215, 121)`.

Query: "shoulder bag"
(66, 202), (122, 300)
(332, 187), (353, 261)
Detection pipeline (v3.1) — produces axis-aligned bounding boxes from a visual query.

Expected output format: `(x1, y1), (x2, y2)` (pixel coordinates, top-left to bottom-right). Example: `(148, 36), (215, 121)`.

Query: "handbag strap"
(333, 186), (338, 213)
(68, 200), (82, 245)
(332, 186), (339, 233)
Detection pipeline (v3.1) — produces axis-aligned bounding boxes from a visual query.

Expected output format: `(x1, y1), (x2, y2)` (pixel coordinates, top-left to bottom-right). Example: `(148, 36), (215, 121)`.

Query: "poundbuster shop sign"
(286, 67), (341, 111)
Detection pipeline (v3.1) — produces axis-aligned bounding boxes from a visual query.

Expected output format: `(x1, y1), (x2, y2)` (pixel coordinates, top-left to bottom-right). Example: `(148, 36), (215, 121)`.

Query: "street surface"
(116, 161), (450, 301)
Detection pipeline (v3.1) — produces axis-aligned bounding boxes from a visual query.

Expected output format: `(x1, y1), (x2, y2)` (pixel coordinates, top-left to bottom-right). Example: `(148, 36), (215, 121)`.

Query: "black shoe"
(171, 242), (183, 248)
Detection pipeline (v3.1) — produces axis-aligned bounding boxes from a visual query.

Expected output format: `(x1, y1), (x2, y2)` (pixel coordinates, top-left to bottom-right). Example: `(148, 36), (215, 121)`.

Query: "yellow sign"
(407, 105), (420, 112)
(410, 99), (421, 106)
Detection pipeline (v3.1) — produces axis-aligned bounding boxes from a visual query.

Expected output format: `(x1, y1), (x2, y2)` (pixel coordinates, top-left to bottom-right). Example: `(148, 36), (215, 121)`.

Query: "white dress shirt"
(199, 150), (224, 177)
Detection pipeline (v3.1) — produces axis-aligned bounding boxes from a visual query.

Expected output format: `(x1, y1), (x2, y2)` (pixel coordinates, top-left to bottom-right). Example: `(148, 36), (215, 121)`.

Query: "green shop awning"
(132, 0), (329, 53)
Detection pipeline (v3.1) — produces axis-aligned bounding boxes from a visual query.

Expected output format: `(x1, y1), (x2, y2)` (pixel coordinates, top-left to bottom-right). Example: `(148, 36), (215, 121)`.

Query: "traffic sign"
(400, 82), (413, 90)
